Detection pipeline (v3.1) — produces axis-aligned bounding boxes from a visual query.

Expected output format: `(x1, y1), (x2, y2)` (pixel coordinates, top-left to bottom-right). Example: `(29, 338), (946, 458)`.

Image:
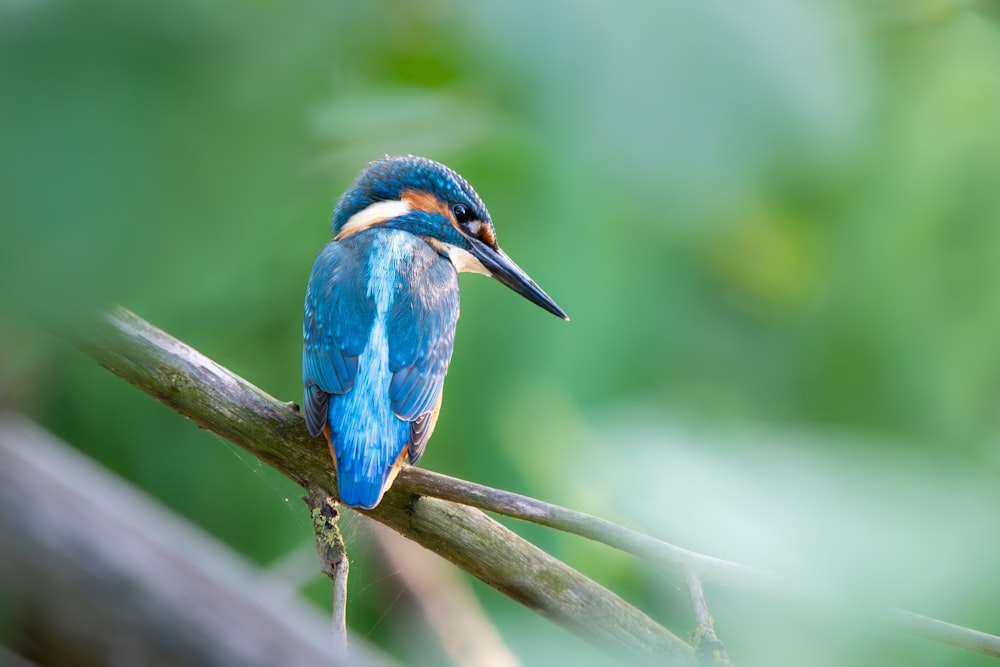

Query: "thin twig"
(396, 467), (776, 587)
(685, 573), (731, 666)
(306, 490), (350, 653)
(891, 609), (1000, 659)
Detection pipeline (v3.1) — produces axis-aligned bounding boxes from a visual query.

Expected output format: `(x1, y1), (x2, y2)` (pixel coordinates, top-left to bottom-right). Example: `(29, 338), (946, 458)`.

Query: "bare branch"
(306, 490), (350, 653)
(394, 467), (775, 587)
(75, 306), (694, 665)
(891, 610), (1000, 659)
(685, 573), (731, 666)
(72, 307), (1000, 662)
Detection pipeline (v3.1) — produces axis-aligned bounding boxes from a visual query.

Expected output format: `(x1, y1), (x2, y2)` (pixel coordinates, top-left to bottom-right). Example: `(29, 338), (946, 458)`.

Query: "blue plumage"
(304, 156), (566, 509)
(304, 229), (458, 508)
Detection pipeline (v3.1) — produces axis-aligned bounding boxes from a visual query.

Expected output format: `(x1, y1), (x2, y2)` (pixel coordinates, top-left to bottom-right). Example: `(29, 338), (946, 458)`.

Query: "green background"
(3, 0), (1000, 664)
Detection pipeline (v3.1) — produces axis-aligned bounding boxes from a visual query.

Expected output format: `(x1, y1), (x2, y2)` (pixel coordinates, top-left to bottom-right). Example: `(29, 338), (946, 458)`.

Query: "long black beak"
(467, 237), (569, 320)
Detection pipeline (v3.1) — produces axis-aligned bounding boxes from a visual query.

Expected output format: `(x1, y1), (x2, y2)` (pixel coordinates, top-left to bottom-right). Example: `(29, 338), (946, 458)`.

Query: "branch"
(0, 413), (396, 667)
(685, 573), (730, 666)
(306, 490), (350, 653)
(395, 467), (775, 587)
(75, 307), (694, 665)
(73, 307), (1000, 662)
(397, 459), (1000, 660)
(891, 610), (1000, 659)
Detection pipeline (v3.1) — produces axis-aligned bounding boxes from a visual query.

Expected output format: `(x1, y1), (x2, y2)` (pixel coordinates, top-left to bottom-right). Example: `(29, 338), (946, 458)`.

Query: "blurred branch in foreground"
(0, 414), (396, 667)
(74, 307), (1000, 663)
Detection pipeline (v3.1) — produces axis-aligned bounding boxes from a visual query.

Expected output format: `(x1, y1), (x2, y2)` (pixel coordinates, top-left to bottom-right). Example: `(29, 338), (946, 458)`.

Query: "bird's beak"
(467, 237), (569, 320)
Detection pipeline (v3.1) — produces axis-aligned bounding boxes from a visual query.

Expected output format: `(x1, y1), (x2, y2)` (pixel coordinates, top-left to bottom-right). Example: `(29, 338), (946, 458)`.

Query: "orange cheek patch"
(402, 188), (496, 246)
(402, 189), (452, 219)
(478, 224), (496, 247)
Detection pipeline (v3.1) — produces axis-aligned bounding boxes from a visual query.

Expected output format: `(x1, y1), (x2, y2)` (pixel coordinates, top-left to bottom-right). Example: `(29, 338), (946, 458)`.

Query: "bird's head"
(331, 155), (568, 320)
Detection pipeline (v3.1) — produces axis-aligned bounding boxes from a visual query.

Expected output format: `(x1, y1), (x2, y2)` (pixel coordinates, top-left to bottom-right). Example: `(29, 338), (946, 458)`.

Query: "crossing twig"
(307, 490), (350, 652)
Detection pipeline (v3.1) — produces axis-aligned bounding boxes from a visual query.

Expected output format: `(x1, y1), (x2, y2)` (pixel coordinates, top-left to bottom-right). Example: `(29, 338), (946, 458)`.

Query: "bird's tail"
(323, 423), (408, 509)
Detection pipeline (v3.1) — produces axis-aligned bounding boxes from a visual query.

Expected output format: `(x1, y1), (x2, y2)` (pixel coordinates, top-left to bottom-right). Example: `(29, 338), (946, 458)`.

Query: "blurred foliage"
(3, 0), (1000, 664)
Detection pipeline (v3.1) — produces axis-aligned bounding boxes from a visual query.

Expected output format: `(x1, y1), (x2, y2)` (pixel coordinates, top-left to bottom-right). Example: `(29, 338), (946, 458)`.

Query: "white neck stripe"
(336, 199), (411, 240)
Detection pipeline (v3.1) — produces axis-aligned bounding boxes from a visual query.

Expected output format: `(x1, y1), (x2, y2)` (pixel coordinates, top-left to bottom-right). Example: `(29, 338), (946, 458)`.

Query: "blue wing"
(302, 241), (373, 437)
(387, 251), (459, 464)
(302, 231), (459, 508)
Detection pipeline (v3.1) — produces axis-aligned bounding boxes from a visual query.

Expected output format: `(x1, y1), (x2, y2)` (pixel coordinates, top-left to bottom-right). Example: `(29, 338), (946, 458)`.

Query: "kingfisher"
(303, 155), (567, 509)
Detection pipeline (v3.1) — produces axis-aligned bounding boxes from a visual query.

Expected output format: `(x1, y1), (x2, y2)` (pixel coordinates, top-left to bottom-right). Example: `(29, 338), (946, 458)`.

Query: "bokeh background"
(3, 0), (1000, 664)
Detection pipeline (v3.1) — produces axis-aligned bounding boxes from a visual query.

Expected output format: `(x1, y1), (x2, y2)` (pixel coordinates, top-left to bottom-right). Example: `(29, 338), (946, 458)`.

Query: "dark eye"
(452, 203), (473, 225)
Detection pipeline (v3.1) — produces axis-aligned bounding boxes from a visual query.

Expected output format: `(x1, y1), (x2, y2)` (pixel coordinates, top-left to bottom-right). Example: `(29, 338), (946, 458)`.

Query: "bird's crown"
(331, 155), (491, 238)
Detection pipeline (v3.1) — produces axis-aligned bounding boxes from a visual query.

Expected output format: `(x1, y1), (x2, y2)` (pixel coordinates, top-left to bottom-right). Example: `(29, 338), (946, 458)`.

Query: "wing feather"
(302, 242), (373, 437)
(387, 257), (459, 422)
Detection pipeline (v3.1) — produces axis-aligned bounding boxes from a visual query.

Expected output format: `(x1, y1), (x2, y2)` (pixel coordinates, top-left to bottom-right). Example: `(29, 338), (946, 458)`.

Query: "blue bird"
(303, 156), (567, 509)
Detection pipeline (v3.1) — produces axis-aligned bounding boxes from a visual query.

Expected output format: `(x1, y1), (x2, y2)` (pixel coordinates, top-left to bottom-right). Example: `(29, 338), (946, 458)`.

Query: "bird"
(303, 155), (567, 509)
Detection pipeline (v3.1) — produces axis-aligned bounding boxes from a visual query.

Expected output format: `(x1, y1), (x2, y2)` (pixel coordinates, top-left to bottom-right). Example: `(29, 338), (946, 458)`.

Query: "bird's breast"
(357, 229), (455, 311)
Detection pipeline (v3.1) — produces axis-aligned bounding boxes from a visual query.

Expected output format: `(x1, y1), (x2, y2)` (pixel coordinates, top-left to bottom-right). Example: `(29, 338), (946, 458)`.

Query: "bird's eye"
(452, 203), (473, 225)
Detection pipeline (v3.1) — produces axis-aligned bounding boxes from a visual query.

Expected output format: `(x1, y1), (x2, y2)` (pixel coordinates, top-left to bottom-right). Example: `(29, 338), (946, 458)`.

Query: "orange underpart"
(378, 447), (409, 505)
(322, 423), (336, 471)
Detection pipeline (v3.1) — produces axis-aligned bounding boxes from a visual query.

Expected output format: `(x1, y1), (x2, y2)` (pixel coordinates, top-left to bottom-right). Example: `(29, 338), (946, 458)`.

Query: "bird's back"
(303, 228), (460, 508)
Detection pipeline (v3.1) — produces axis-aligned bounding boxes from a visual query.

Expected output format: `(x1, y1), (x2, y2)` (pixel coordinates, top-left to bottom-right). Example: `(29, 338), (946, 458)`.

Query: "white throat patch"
(445, 244), (491, 276)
